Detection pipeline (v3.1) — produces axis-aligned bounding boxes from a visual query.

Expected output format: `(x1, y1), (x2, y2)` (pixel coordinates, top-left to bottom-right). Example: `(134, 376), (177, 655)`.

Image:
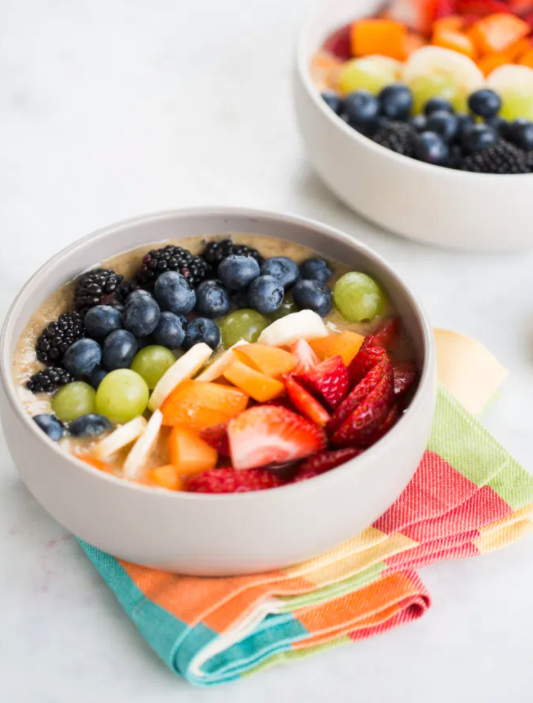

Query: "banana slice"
(403, 46), (484, 93)
(148, 342), (212, 411)
(94, 416), (147, 460)
(487, 64), (533, 93)
(196, 339), (247, 382)
(123, 409), (163, 480)
(258, 310), (328, 347)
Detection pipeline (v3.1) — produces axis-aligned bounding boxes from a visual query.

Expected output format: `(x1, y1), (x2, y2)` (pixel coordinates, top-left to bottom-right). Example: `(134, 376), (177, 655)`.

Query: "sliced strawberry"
(393, 361), (417, 397)
(365, 317), (401, 351)
(508, 0), (533, 15)
(455, 0), (511, 17)
(347, 344), (388, 387)
(290, 339), (320, 374)
(292, 448), (362, 483)
(329, 356), (393, 435)
(322, 23), (353, 60)
(361, 403), (400, 448)
(200, 423), (230, 456)
(283, 374), (331, 428)
(296, 355), (349, 410)
(228, 405), (328, 471)
(388, 0), (454, 34)
(187, 467), (283, 494)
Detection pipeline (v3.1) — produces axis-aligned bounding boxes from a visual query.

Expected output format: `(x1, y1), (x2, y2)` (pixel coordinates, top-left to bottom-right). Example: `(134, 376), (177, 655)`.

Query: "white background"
(2, 1), (533, 701)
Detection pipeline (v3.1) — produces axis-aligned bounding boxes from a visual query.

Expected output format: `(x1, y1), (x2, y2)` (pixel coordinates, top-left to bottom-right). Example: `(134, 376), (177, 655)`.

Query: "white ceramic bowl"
(0, 208), (436, 575)
(294, 0), (533, 251)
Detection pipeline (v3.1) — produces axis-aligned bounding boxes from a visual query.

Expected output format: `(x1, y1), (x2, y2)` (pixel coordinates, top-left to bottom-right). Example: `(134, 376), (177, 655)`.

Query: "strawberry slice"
(360, 403), (400, 448)
(228, 405), (328, 471)
(365, 317), (401, 351)
(283, 374), (331, 428)
(322, 23), (353, 60)
(187, 467), (283, 493)
(290, 339), (320, 374)
(292, 448), (362, 483)
(455, 0), (511, 16)
(296, 355), (349, 410)
(200, 423), (230, 456)
(393, 361), (417, 397)
(388, 0), (454, 34)
(347, 343), (388, 387)
(329, 356), (393, 435)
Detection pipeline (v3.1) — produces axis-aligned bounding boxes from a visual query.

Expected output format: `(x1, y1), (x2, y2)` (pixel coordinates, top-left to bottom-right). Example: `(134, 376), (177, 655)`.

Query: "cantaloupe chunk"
(223, 359), (285, 402)
(478, 52), (509, 76)
(149, 464), (183, 490)
(469, 14), (530, 55)
(169, 427), (218, 476)
(433, 30), (477, 60)
(161, 379), (249, 429)
(234, 344), (297, 378)
(326, 331), (365, 366)
(351, 19), (408, 61)
(308, 334), (340, 359)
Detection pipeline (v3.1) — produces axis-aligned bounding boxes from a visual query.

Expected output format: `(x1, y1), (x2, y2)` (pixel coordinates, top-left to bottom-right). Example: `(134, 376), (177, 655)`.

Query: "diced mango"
(223, 359), (285, 402)
(351, 19), (408, 61)
(503, 36), (532, 61)
(234, 344), (297, 378)
(433, 15), (464, 34)
(469, 14), (530, 55)
(326, 331), (365, 366)
(161, 379), (248, 429)
(308, 334), (340, 360)
(74, 453), (114, 473)
(169, 427), (218, 476)
(519, 49), (533, 69)
(433, 30), (477, 60)
(150, 464), (183, 491)
(477, 52), (510, 76)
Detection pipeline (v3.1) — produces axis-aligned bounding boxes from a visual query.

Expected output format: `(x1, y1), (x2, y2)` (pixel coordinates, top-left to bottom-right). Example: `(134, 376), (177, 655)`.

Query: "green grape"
(339, 58), (397, 96)
(52, 382), (96, 422)
(268, 297), (296, 322)
(500, 90), (533, 121)
(95, 369), (149, 423)
(333, 272), (386, 323)
(131, 345), (175, 390)
(409, 74), (463, 114)
(219, 309), (269, 348)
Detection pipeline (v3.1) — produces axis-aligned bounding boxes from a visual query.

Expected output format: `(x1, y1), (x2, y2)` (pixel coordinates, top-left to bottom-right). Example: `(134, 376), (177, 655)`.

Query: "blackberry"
(26, 366), (74, 394)
(35, 312), (85, 366)
(460, 141), (529, 174)
(136, 246), (211, 289)
(75, 269), (125, 315)
(372, 120), (417, 158)
(201, 239), (264, 269)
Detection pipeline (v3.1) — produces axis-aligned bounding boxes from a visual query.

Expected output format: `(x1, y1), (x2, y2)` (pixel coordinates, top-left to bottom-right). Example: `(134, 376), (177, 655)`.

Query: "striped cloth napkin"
(80, 383), (533, 686)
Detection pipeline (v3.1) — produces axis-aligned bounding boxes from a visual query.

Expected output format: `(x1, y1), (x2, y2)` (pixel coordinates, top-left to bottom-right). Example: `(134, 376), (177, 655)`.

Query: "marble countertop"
(2, 0), (533, 700)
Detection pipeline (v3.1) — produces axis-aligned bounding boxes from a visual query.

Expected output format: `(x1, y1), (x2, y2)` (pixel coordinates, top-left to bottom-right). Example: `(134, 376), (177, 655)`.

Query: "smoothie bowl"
(0, 208), (436, 575)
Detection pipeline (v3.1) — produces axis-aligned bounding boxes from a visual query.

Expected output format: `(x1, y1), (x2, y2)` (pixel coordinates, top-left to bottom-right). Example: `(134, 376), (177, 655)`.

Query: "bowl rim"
(0, 206), (435, 502)
(296, 0), (533, 181)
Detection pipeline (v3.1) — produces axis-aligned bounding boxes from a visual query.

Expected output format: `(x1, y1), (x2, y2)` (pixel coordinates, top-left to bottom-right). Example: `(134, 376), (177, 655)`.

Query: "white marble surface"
(2, 0), (533, 700)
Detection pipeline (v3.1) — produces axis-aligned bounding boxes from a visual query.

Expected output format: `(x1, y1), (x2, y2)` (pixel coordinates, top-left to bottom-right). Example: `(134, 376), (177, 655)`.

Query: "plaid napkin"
(79, 383), (533, 686)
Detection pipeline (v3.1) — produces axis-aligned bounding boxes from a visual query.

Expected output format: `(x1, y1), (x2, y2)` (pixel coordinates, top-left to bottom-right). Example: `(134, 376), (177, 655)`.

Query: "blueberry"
(102, 329), (138, 371)
(88, 365), (108, 389)
(426, 110), (458, 143)
(123, 292), (160, 337)
(408, 114), (428, 132)
(218, 255), (260, 290)
(461, 123), (497, 153)
(153, 271), (196, 315)
(447, 144), (463, 170)
(507, 119), (533, 151)
(292, 279), (333, 317)
(230, 286), (250, 309)
(414, 132), (449, 165)
(455, 113), (475, 140)
(260, 257), (300, 289)
(33, 414), (64, 441)
(321, 90), (343, 115)
(195, 280), (231, 318)
(424, 97), (454, 115)
(84, 305), (123, 340)
(183, 318), (220, 351)
(63, 338), (102, 378)
(127, 289), (152, 304)
(344, 90), (379, 126)
(299, 257), (333, 284)
(378, 84), (413, 120)
(468, 89), (501, 119)
(69, 413), (111, 437)
(153, 311), (185, 349)
(485, 115), (509, 138)
(247, 275), (284, 315)
(136, 336), (155, 349)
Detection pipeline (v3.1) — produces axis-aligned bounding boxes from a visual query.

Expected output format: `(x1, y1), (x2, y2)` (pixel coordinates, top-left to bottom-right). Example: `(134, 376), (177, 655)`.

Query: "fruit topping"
(219, 309), (269, 348)
(136, 245), (211, 289)
(161, 378), (248, 429)
(393, 360), (418, 395)
(461, 138), (530, 169)
(297, 355), (350, 410)
(292, 448), (362, 482)
(183, 318), (221, 351)
(223, 358), (285, 402)
(194, 280), (231, 319)
(351, 19), (408, 61)
(169, 426), (218, 476)
(153, 271), (196, 315)
(123, 409), (163, 480)
(150, 465), (183, 491)
(95, 415), (147, 460)
(290, 339), (321, 373)
(74, 269), (125, 315)
(260, 256), (300, 289)
(268, 297), (297, 321)
(218, 255), (261, 290)
(291, 278), (334, 318)
(95, 369), (149, 423)
(148, 342), (212, 411)
(36, 312), (85, 366)
(366, 317), (401, 350)
(258, 310), (328, 347)
(84, 305), (123, 340)
(380, 83), (415, 118)
(152, 311), (185, 349)
(199, 422), (230, 455)
(247, 275), (285, 315)
(333, 272), (386, 323)
(343, 90), (380, 127)
(469, 13), (529, 54)
(507, 116), (533, 147)
(339, 56), (402, 96)
(373, 119), (418, 155)
(233, 343), (297, 378)
(52, 381), (96, 422)
(227, 405), (328, 471)
(299, 258), (333, 283)
(187, 467), (284, 494)
(100, 330), (137, 371)
(283, 374), (331, 427)
(201, 239), (264, 270)
(325, 331), (366, 366)
(196, 340), (246, 381)
(468, 87), (502, 115)
(69, 413), (112, 437)
(321, 89), (344, 114)
(323, 23), (353, 61)
(347, 343), (389, 386)
(131, 345), (176, 389)
(26, 366), (74, 394)
(33, 414), (65, 441)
